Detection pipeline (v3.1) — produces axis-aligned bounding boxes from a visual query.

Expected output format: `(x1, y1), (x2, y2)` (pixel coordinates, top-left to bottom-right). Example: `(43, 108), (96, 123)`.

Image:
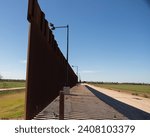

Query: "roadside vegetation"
(0, 80), (25, 89)
(0, 80), (25, 119)
(0, 89), (25, 119)
(88, 82), (150, 98)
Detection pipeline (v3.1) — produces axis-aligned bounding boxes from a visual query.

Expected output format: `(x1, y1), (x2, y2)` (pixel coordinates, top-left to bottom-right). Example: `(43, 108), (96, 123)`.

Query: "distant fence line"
(26, 0), (77, 120)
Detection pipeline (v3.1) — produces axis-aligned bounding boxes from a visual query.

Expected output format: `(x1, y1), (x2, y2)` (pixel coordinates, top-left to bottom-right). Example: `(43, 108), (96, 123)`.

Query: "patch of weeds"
(143, 94), (149, 98)
(132, 93), (139, 96)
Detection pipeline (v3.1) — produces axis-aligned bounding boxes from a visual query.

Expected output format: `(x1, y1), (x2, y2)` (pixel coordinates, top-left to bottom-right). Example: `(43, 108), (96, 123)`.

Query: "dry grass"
(92, 83), (150, 98)
(0, 90), (25, 119)
(0, 81), (25, 88)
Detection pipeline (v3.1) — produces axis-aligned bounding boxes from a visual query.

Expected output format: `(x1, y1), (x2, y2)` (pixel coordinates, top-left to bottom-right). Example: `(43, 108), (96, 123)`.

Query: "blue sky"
(0, 0), (150, 83)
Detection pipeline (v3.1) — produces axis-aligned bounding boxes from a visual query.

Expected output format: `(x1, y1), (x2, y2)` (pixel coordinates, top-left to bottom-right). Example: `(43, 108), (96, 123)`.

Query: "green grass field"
(91, 83), (150, 98)
(0, 89), (25, 119)
(0, 80), (25, 88)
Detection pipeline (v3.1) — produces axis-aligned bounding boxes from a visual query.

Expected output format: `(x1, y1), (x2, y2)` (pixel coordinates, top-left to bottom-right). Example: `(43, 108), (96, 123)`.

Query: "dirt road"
(85, 84), (150, 119)
(0, 87), (25, 92)
(85, 84), (150, 113)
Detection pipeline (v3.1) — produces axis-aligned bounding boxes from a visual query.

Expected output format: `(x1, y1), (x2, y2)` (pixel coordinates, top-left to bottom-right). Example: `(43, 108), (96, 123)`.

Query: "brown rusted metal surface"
(26, 0), (77, 120)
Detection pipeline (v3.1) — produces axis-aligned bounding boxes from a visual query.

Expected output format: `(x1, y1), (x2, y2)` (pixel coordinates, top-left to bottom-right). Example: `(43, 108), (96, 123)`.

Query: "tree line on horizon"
(83, 81), (150, 85)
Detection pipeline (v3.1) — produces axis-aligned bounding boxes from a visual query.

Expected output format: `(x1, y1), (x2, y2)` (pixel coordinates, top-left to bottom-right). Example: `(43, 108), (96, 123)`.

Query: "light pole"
(49, 23), (69, 86)
(72, 65), (78, 82)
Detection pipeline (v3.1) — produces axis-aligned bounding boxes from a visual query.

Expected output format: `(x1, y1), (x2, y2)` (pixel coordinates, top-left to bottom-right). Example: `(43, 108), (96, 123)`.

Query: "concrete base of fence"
(59, 91), (64, 120)
(33, 84), (128, 120)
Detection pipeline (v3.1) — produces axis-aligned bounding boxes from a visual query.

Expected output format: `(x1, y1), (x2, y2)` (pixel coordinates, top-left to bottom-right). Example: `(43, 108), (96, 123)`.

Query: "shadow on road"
(85, 85), (150, 120)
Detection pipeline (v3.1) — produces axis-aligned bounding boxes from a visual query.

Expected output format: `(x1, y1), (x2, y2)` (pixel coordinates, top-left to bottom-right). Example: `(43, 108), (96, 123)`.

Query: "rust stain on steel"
(26, 0), (77, 120)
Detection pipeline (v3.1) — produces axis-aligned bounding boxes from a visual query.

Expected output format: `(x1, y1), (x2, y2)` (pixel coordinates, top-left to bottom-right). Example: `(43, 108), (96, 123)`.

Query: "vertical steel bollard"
(59, 91), (64, 120)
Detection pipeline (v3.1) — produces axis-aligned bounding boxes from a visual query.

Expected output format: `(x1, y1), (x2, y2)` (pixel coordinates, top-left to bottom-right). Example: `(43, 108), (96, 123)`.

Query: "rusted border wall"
(26, 0), (77, 119)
